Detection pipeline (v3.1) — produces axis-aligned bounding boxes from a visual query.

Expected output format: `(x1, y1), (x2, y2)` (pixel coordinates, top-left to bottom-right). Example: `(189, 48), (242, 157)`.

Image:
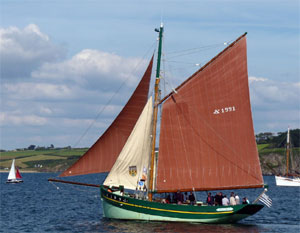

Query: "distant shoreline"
(0, 170), (39, 173)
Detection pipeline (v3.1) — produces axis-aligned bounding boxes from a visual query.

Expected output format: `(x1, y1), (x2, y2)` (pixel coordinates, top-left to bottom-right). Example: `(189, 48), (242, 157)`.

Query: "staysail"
(104, 97), (153, 190)
(156, 34), (264, 192)
(16, 168), (22, 179)
(60, 56), (153, 177)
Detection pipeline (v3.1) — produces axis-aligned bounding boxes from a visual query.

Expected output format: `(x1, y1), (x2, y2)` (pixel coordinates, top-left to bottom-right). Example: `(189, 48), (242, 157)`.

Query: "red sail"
(16, 168), (22, 179)
(60, 56), (153, 177)
(156, 34), (263, 192)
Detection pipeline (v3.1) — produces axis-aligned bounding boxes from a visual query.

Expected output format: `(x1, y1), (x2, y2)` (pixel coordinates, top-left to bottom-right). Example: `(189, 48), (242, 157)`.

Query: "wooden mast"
(148, 23), (163, 201)
(286, 127), (290, 176)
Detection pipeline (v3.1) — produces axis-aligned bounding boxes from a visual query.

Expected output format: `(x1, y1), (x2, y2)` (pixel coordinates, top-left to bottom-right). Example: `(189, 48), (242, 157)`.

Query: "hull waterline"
(6, 179), (23, 184)
(100, 186), (263, 223)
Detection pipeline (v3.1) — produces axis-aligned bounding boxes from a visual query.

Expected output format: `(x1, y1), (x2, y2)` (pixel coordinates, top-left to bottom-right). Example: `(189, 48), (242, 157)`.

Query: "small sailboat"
(50, 24), (271, 223)
(275, 128), (300, 186)
(6, 159), (23, 183)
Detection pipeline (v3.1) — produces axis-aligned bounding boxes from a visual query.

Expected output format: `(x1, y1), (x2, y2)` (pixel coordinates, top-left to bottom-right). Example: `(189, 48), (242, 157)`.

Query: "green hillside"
(0, 148), (88, 172)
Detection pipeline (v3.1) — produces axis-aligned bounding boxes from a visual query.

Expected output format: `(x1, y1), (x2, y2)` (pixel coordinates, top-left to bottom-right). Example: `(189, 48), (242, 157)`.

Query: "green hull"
(100, 186), (263, 223)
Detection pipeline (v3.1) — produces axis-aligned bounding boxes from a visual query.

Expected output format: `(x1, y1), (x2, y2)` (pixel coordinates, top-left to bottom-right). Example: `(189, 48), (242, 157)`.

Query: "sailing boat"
(275, 128), (300, 186)
(6, 159), (23, 183)
(50, 24), (271, 223)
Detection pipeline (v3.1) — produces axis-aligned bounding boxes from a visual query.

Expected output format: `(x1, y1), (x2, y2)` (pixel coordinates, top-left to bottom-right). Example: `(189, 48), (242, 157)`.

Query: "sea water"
(0, 174), (299, 233)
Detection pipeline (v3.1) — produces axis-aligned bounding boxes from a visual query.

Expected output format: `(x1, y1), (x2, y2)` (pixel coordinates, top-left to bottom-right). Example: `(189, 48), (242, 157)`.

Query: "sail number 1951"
(213, 106), (236, 115)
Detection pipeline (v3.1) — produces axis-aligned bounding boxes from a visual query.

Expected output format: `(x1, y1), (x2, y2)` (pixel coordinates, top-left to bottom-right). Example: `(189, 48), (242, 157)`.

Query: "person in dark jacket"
(206, 192), (214, 206)
(188, 192), (196, 205)
(214, 192), (224, 206)
(175, 190), (184, 204)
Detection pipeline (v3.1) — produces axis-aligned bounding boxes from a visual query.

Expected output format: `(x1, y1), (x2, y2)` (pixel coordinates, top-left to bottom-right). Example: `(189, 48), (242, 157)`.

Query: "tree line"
(256, 129), (300, 148)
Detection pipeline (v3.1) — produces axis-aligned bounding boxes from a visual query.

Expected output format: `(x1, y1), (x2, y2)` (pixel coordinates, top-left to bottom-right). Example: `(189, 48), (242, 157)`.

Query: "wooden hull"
(275, 176), (300, 187)
(100, 186), (263, 223)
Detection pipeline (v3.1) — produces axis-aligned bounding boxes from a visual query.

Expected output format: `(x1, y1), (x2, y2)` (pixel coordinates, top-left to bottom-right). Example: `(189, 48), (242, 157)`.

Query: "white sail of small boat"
(6, 159), (23, 183)
(275, 127), (300, 186)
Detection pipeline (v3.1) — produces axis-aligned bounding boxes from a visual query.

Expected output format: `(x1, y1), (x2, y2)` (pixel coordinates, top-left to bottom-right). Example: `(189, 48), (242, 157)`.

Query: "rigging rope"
(160, 41), (233, 98)
(73, 41), (157, 148)
(166, 43), (227, 59)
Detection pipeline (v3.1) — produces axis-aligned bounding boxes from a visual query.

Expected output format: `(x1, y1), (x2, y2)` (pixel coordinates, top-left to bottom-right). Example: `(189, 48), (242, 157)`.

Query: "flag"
(259, 193), (272, 208)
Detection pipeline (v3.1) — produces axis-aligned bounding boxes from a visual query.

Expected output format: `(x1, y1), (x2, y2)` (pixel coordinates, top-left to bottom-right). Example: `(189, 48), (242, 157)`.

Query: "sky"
(0, 0), (299, 150)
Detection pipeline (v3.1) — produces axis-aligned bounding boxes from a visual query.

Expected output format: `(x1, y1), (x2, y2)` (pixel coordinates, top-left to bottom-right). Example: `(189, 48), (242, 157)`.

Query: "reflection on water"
(100, 219), (262, 233)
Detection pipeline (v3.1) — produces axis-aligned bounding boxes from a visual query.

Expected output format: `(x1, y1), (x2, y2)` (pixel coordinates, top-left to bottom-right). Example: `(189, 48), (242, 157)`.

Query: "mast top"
(155, 24), (163, 79)
(155, 23), (164, 32)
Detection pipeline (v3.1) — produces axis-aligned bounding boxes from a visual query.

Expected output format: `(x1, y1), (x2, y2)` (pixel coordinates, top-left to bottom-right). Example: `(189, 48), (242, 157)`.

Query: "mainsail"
(7, 159), (16, 180)
(156, 34), (263, 192)
(104, 97), (153, 190)
(60, 56), (153, 177)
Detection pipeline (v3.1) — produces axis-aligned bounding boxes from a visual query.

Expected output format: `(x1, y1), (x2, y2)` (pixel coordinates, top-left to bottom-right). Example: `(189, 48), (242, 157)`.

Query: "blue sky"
(1, 0), (299, 150)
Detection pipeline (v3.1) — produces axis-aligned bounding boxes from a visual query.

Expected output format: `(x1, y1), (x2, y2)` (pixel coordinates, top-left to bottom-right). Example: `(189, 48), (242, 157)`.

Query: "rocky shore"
(260, 152), (300, 175)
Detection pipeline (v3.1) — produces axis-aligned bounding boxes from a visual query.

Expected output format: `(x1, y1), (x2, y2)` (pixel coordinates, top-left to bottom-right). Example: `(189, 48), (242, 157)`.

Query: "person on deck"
(230, 192), (236, 205)
(206, 192), (214, 206)
(222, 195), (229, 206)
(176, 190), (184, 204)
(215, 192), (223, 206)
(242, 197), (250, 204)
(188, 192), (196, 205)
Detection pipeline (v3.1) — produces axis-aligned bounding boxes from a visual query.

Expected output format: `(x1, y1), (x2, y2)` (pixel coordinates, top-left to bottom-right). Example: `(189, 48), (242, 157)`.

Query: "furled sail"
(156, 34), (264, 192)
(60, 56), (153, 177)
(104, 97), (153, 190)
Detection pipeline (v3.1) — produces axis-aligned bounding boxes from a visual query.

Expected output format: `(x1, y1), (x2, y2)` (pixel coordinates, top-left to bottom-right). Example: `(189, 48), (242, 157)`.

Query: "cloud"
(0, 24), (66, 79)
(249, 77), (268, 83)
(0, 112), (47, 126)
(249, 76), (300, 132)
(31, 49), (146, 89)
(2, 82), (74, 100)
(39, 106), (52, 115)
(249, 76), (300, 110)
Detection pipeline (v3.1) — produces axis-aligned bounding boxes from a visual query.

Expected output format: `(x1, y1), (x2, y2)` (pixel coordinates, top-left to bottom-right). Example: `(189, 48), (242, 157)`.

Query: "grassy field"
(0, 148), (88, 171)
(257, 144), (270, 152)
(257, 143), (300, 155)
